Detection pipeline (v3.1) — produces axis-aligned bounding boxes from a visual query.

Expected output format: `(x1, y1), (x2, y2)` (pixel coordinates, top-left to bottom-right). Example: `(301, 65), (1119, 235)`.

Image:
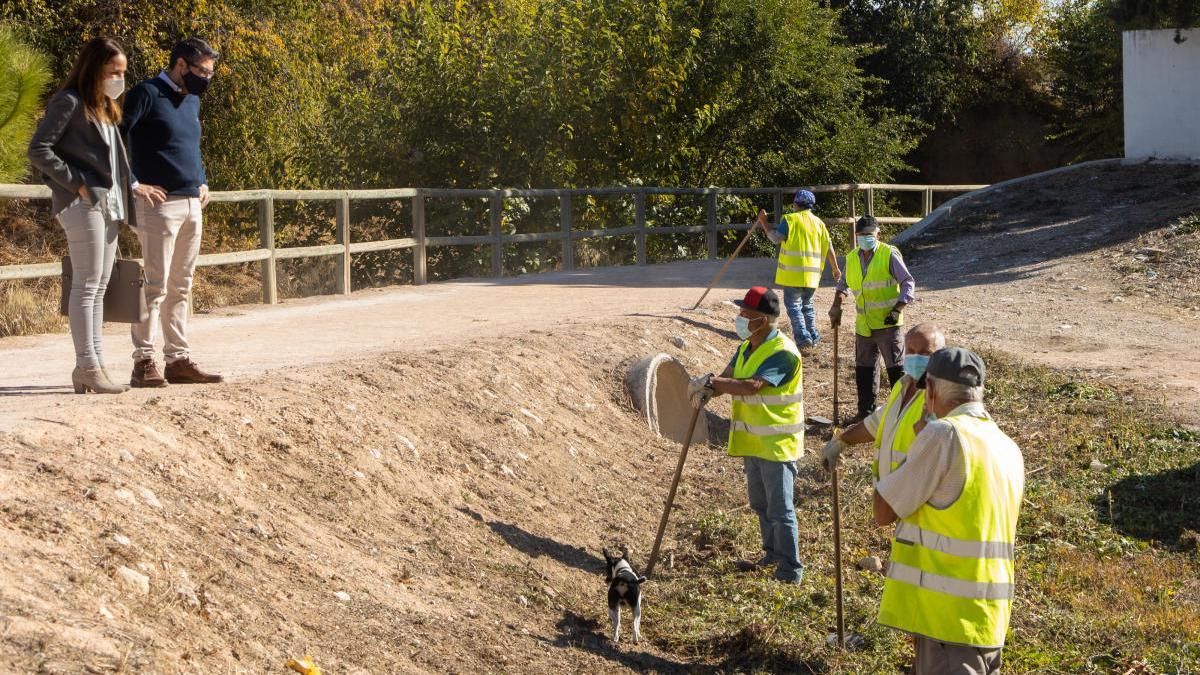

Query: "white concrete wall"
(1123, 29), (1200, 160)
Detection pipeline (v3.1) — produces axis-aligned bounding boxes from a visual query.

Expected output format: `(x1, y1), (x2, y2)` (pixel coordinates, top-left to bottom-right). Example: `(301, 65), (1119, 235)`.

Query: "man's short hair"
(928, 375), (984, 406)
(906, 323), (946, 351)
(170, 38), (220, 69)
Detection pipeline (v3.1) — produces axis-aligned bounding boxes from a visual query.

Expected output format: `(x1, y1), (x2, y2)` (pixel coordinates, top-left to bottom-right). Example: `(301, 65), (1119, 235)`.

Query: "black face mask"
(182, 70), (210, 97)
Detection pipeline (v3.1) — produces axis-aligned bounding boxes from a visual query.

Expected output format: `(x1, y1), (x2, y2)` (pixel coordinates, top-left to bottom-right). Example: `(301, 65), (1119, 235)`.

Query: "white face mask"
(103, 76), (125, 100)
(729, 314), (748, 336)
(735, 315), (754, 339)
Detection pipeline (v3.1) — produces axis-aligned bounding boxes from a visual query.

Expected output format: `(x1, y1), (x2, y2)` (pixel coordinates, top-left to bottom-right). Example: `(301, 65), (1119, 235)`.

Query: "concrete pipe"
(625, 353), (709, 446)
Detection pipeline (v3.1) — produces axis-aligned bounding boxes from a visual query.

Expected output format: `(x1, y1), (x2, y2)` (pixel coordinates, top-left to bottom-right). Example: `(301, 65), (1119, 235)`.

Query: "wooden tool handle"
(645, 404), (703, 577)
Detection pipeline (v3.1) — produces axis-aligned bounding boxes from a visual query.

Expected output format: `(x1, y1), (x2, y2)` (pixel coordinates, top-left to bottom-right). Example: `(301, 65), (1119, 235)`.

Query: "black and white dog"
(603, 548), (647, 644)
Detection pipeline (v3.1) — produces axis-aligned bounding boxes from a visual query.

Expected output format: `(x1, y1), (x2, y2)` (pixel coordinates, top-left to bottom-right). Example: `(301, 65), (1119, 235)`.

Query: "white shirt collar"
(158, 71), (183, 93)
(947, 401), (990, 420)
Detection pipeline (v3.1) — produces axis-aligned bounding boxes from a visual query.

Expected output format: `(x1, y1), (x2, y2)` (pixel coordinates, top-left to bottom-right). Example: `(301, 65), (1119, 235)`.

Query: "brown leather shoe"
(131, 359), (168, 388)
(165, 358), (224, 385)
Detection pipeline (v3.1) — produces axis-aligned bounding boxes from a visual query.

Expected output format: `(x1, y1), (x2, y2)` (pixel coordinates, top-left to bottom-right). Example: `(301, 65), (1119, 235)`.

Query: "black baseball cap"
(855, 216), (880, 234)
(927, 347), (986, 387)
(733, 286), (780, 317)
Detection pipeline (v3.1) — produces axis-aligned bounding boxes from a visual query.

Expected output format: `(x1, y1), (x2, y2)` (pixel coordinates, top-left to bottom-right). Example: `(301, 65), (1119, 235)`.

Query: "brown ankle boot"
(131, 359), (168, 388)
(165, 358), (224, 385)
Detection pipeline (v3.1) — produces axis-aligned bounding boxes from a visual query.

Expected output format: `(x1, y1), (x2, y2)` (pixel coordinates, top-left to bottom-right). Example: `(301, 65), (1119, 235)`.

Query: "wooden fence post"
(560, 192), (574, 270)
(490, 192), (504, 277)
(922, 188), (934, 217)
(258, 196), (277, 305)
(336, 194), (352, 295)
(773, 191), (783, 224)
(635, 189), (647, 266)
(412, 193), (427, 285)
(866, 187), (876, 217)
(705, 191), (718, 260)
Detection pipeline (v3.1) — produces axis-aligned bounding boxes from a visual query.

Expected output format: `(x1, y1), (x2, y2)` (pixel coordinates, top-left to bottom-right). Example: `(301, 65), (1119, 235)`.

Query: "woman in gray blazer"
(28, 38), (139, 394)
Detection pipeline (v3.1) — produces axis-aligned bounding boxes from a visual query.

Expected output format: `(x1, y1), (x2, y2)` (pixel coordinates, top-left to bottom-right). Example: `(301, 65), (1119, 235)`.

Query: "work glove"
(821, 436), (847, 473)
(688, 373), (715, 408)
(828, 303), (843, 328)
(883, 308), (901, 326)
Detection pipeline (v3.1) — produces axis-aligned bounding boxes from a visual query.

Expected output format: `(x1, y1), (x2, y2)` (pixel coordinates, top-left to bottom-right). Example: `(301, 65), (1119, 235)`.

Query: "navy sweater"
(120, 77), (206, 196)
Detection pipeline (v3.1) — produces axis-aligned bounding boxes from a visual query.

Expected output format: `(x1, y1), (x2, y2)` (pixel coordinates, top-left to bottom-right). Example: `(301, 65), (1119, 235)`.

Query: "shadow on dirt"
(458, 507), (604, 573)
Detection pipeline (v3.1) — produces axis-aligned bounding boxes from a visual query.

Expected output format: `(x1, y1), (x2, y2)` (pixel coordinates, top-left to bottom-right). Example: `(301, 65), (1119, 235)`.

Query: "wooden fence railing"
(0, 183), (985, 304)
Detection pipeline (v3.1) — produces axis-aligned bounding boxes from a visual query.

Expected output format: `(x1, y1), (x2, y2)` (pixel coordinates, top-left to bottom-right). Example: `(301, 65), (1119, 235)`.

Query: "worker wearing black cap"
(688, 286), (806, 583)
(830, 215), (916, 424)
(872, 348), (1025, 675)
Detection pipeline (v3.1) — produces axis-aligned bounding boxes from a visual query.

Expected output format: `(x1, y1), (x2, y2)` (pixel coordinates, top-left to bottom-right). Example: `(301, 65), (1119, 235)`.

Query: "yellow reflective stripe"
(894, 522), (1015, 560)
(730, 420), (806, 436)
(863, 279), (894, 290)
(780, 248), (822, 258)
(731, 392), (805, 405)
(777, 263), (822, 273)
(886, 561), (1014, 600)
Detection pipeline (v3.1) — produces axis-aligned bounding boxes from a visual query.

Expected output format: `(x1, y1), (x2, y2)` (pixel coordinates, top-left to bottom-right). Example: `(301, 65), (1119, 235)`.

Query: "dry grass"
(0, 279), (65, 337)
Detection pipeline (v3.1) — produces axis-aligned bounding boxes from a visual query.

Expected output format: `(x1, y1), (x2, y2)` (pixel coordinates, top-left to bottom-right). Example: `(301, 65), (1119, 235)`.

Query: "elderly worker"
(820, 324), (945, 477)
(873, 348), (1025, 675)
(830, 215), (916, 423)
(755, 190), (841, 349)
(688, 287), (805, 583)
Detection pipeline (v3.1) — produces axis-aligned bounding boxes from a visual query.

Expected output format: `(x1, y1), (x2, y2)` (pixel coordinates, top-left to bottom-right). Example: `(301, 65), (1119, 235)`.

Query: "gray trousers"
(57, 199), (118, 369)
(914, 637), (1002, 675)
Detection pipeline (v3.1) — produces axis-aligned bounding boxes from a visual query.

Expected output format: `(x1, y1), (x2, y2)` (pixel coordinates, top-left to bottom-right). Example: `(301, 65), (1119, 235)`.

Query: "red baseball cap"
(733, 286), (780, 317)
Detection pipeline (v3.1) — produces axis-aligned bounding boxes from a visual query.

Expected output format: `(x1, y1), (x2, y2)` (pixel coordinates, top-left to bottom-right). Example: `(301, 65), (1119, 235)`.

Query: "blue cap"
(793, 190), (816, 209)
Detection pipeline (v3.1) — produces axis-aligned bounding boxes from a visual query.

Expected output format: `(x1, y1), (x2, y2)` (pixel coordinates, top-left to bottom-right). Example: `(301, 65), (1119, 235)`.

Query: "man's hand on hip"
(199, 184), (211, 209)
(133, 183), (166, 207)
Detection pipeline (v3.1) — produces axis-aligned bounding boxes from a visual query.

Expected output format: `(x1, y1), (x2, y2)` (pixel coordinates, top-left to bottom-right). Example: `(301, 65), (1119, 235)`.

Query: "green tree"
(0, 25), (50, 182)
(1037, 0), (1124, 159)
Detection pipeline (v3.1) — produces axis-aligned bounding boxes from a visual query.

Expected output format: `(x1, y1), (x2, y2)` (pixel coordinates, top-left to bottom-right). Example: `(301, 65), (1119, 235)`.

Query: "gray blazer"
(27, 88), (138, 227)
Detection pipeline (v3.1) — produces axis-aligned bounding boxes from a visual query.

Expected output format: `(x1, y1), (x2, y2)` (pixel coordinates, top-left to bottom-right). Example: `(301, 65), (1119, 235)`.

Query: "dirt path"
(0, 259), (779, 426)
(905, 162), (1200, 425)
(2, 162), (1196, 427)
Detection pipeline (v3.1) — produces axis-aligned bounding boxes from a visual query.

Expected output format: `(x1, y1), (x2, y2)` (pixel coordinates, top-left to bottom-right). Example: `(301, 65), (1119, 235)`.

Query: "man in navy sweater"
(122, 38), (223, 387)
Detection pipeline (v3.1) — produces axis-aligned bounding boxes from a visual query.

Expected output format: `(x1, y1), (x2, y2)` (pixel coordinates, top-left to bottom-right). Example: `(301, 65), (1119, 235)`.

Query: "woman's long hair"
(60, 37), (124, 124)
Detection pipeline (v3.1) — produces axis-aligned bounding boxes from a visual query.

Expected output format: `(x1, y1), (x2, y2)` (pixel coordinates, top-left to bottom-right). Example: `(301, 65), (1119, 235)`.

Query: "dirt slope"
(906, 161), (1200, 425)
(1, 315), (781, 673)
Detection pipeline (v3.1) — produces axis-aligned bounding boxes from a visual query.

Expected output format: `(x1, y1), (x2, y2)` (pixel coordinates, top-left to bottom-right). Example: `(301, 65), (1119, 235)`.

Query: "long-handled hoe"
(645, 404), (703, 577)
(686, 208), (767, 312)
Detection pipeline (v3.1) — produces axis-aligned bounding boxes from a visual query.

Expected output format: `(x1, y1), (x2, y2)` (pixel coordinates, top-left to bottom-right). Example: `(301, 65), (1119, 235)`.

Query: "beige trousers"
(130, 196), (202, 364)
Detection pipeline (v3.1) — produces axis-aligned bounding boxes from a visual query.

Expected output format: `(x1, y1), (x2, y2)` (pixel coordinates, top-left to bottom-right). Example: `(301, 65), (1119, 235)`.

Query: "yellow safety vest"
(844, 243), (903, 338)
(878, 412), (1025, 648)
(728, 333), (804, 462)
(871, 379), (926, 480)
(775, 210), (831, 288)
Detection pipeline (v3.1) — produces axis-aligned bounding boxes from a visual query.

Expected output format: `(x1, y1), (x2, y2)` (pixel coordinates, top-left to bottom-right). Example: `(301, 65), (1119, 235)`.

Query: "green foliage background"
(1, 0), (918, 193)
(0, 25), (50, 183)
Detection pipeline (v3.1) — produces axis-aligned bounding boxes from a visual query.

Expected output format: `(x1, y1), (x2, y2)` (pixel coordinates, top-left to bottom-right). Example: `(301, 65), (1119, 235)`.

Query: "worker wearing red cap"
(688, 286), (806, 583)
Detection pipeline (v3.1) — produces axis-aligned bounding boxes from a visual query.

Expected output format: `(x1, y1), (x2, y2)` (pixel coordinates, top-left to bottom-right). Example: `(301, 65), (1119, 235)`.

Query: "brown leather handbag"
(59, 254), (150, 324)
